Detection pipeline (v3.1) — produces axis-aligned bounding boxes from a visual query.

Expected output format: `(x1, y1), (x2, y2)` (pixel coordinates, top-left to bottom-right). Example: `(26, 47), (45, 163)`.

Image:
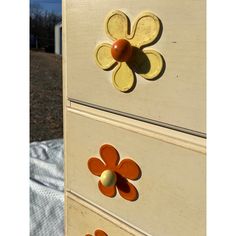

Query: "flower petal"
(98, 180), (116, 197)
(105, 10), (129, 40)
(95, 43), (116, 70)
(138, 50), (163, 80)
(88, 158), (106, 176)
(117, 159), (141, 180)
(112, 62), (135, 92)
(100, 144), (119, 169)
(95, 229), (108, 236)
(129, 12), (161, 48)
(117, 178), (138, 201)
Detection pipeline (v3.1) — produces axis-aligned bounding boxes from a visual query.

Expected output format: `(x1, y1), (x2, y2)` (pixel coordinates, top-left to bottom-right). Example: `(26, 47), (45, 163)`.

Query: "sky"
(30, 0), (61, 15)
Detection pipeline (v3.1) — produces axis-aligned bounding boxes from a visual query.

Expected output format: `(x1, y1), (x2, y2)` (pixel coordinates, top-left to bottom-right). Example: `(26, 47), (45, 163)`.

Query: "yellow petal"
(129, 12), (161, 48)
(139, 50), (164, 80)
(105, 10), (129, 40)
(95, 43), (116, 70)
(112, 63), (135, 92)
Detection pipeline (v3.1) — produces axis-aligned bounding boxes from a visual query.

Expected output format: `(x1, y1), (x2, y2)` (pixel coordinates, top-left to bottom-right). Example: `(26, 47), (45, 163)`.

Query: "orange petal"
(99, 144), (119, 169)
(117, 178), (138, 201)
(95, 229), (108, 236)
(117, 159), (141, 180)
(88, 158), (106, 176)
(98, 180), (116, 197)
(85, 235), (92, 236)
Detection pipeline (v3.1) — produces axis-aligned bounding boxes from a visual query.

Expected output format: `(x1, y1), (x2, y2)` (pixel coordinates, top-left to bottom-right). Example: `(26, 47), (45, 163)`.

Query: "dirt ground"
(30, 50), (63, 142)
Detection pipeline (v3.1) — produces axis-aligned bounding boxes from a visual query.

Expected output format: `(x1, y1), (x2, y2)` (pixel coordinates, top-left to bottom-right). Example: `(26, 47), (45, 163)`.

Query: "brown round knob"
(111, 39), (133, 62)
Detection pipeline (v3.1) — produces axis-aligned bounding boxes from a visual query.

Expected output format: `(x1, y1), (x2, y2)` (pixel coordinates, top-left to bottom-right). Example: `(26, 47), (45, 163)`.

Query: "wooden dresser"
(63, 1), (206, 235)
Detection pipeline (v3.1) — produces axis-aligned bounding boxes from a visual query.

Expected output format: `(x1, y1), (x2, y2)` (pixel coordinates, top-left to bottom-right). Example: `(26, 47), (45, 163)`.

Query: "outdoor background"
(30, 0), (62, 142)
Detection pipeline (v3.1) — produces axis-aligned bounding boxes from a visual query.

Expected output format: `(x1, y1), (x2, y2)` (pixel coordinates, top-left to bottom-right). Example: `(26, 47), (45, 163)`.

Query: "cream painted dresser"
(63, 0), (206, 236)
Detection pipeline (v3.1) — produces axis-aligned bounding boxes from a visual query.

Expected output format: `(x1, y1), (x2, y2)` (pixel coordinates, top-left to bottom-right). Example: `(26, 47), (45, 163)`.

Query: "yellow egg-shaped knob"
(100, 170), (117, 187)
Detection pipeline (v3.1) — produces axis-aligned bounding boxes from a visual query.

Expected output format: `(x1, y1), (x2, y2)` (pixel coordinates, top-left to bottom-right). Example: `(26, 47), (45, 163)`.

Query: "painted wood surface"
(65, 0), (206, 134)
(66, 193), (143, 236)
(65, 106), (206, 236)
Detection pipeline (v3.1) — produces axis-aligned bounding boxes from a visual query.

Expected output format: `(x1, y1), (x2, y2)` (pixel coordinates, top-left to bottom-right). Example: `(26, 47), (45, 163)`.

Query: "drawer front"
(65, 0), (206, 133)
(66, 193), (141, 236)
(66, 107), (206, 236)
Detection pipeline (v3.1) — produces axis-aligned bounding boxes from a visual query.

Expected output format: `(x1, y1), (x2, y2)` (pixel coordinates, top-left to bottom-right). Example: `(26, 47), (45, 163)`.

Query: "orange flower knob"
(111, 39), (133, 62)
(87, 144), (141, 201)
(86, 229), (108, 236)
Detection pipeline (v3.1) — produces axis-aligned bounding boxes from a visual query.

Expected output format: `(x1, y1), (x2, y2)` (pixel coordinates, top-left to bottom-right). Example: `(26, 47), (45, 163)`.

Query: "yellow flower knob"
(100, 170), (117, 187)
(111, 39), (133, 62)
(95, 11), (164, 92)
